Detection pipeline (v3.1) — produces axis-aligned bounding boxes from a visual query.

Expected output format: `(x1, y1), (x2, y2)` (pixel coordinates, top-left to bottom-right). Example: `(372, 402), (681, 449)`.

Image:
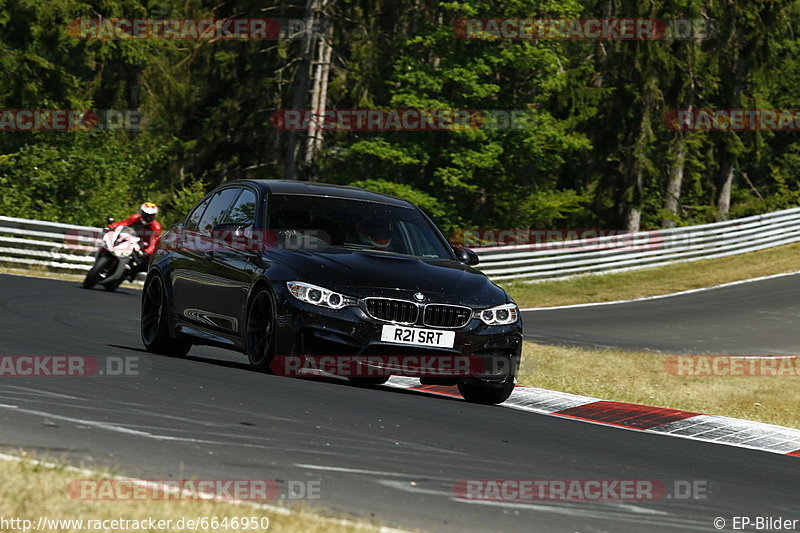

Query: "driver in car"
(358, 217), (394, 250)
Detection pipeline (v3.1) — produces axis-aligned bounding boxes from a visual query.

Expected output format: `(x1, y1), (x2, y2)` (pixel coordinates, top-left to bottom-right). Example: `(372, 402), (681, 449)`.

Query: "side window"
(225, 189), (257, 225)
(197, 188), (240, 232)
(185, 196), (211, 230)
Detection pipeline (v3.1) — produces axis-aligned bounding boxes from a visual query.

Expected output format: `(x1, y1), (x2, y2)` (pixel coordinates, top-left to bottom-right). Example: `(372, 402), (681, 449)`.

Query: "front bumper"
(272, 289), (522, 384)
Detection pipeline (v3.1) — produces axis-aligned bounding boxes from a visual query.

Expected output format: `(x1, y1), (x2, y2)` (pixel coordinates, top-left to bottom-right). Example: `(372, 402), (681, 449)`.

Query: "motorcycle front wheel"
(103, 276), (124, 292)
(83, 255), (113, 289)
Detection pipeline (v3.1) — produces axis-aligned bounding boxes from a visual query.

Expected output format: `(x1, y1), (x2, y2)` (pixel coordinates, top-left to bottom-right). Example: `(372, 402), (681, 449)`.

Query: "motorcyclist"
(106, 202), (162, 278)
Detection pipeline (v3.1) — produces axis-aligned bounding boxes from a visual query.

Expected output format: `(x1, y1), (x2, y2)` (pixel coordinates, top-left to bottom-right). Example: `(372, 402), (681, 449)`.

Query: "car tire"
(457, 380), (515, 405)
(141, 274), (191, 357)
(246, 289), (275, 373)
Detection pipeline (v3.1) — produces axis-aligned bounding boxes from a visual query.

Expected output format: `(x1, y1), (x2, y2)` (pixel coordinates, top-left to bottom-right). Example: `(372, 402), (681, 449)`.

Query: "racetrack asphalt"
(522, 272), (800, 355)
(0, 274), (798, 532)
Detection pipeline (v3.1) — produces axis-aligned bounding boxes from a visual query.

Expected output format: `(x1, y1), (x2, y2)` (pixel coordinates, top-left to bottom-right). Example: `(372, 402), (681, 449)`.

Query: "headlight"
(287, 281), (355, 310)
(478, 303), (519, 325)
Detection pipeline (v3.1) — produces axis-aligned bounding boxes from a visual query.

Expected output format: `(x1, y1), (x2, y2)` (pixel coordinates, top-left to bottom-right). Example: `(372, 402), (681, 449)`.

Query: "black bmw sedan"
(141, 180), (522, 404)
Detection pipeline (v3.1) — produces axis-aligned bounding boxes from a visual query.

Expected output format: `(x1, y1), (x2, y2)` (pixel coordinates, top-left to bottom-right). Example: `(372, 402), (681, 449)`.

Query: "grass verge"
(0, 454), (395, 533)
(517, 342), (800, 429)
(501, 242), (800, 308)
(0, 265), (143, 289)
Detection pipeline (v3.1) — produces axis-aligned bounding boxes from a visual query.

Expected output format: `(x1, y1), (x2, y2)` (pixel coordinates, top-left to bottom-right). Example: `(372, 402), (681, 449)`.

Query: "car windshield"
(266, 194), (453, 259)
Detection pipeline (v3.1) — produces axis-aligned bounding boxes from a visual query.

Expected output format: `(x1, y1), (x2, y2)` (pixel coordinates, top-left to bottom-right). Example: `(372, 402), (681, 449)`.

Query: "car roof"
(233, 180), (414, 208)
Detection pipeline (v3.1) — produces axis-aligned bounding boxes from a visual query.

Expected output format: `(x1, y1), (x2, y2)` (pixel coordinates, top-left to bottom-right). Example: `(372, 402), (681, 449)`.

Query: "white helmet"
(140, 202), (158, 224)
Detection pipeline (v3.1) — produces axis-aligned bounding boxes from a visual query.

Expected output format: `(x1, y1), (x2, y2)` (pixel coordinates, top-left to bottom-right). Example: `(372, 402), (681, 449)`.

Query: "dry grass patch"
(0, 455), (397, 533)
(0, 265), (143, 289)
(0, 265), (87, 283)
(501, 241), (800, 308)
(517, 342), (800, 429)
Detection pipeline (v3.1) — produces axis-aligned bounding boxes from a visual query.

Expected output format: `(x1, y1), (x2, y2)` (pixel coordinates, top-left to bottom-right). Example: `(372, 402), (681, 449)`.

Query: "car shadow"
(107, 344), (150, 353)
(125, 345), (465, 402)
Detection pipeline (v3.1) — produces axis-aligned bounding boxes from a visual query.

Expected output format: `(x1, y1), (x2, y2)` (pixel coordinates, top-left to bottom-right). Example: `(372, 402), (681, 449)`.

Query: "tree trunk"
(282, 0), (331, 179)
(662, 129), (687, 228)
(715, 150), (735, 220)
(622, 144), (644, 231)
(623, 90), (652, 232)
(662, 31), (697, 229)
(304, 17), (333, 168)
(623, 202), (642, 232)
(714, 27), (746, 219)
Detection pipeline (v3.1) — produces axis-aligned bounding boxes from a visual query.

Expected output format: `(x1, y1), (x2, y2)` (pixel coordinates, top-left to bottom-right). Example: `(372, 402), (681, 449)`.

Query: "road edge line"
(519, 270), (800, 311)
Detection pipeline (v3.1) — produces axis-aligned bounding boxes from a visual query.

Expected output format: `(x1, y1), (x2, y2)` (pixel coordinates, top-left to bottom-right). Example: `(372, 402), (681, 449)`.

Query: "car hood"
(267, 248), (509, 306)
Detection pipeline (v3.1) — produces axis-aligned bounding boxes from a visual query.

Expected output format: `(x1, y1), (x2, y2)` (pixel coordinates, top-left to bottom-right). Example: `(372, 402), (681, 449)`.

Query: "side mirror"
(453, 246), (480, 266)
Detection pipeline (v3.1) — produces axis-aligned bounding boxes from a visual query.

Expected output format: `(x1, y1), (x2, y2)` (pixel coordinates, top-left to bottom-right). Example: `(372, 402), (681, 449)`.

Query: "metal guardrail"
(0, 216), (145, 283)
(2, 208), (799, 284)
(474, 207), (800, 281)
(0, 216), (101, 272)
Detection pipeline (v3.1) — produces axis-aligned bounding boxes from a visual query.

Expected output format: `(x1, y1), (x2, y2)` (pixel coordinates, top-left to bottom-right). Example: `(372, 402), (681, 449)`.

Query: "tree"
(282, 0), (333, 179)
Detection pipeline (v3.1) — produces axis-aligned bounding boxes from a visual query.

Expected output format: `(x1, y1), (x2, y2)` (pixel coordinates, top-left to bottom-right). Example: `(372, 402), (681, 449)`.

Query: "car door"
(170, 194), (212, 318)
(204, 187), (261, 335)
(174, 187), (241, 333)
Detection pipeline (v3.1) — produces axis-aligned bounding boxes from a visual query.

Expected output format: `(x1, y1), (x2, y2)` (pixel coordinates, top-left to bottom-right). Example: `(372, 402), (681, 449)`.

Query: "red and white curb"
(385, 377), (800, 458)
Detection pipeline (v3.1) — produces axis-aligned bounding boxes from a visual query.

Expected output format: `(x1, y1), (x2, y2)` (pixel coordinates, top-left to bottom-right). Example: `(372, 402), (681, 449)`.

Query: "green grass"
(501, 241), (800, 308)
(517, 342), (800, 429)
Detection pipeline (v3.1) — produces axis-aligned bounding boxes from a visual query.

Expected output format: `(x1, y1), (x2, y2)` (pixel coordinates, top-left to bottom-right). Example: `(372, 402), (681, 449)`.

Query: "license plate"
(380, 325), (455, 348)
